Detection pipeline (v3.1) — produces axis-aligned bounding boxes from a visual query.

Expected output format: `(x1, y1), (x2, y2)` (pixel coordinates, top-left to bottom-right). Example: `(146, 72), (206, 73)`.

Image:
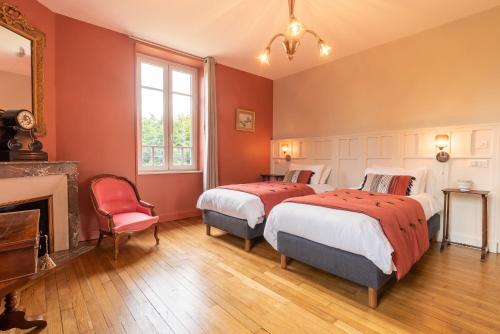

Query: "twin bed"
(196, 165), (440, 308)
(197, 163), (334, 250)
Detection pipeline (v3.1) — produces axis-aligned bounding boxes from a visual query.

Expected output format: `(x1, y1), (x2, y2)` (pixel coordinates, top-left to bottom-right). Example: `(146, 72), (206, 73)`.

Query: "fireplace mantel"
(0, 161), (80, 249)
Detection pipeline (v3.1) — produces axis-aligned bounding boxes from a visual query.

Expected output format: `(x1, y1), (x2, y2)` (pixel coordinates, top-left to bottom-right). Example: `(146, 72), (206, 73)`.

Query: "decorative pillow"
(289, 163), (324, 184)
(362, 166), (427, 195)
(319, 167), (332, 184)
(283, 170), (315, 184)
(361, 174), (415, 196)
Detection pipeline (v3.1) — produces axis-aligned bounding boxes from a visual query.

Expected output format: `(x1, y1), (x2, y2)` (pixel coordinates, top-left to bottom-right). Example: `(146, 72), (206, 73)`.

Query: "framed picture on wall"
(235, 109), (255, 132)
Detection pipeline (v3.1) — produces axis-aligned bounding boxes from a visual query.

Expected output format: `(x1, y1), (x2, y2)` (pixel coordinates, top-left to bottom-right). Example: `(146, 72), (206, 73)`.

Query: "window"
(137, 55), (197, 172)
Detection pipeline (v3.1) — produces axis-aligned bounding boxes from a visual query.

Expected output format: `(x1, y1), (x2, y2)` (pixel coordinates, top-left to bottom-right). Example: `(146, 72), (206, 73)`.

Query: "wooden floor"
(4, 217), (500, 334)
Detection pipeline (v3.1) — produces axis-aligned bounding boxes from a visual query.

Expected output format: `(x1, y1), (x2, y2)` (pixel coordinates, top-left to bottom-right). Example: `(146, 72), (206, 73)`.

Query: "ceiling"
(38, 0), (500, 79)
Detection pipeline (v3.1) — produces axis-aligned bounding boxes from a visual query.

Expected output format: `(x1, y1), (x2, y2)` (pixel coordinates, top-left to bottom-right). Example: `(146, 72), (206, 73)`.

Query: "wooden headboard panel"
(271, 123), (500, 252)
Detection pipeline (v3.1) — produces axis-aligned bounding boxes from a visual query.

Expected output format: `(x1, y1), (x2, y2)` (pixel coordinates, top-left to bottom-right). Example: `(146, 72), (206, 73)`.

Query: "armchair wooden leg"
(206, 225), (211, 236)
(96, 231), (104, 247)
(113, 234), (120, 261)
(154, 224), (160, 245)
(368, 288), (378, 309)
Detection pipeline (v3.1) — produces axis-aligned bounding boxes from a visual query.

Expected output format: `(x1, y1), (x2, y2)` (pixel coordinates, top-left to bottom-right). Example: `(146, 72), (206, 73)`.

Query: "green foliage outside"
(142, 115), (164, 146)
(172, 113), (192, 148)
(142, 113), (192, 166)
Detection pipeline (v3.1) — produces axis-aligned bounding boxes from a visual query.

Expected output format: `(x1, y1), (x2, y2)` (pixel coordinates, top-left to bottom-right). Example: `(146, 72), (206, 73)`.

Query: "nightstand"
(260, 174), (285, 182)
(440, 188), (489, 262)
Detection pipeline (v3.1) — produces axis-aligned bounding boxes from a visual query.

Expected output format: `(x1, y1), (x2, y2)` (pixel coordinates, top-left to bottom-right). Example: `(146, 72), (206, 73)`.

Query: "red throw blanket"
(285, 189), (429, 279)
(219, 182), (315, 217)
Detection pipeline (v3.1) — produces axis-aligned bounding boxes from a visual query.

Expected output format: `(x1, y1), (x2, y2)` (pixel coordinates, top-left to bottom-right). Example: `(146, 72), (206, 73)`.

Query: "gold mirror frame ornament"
(0, 2), (46, 136)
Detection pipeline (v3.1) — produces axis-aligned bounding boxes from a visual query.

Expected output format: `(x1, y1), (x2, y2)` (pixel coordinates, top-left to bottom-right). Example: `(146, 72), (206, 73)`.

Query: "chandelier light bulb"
(286, 17), (305, 40)
(318, 40), (331, 57)
(257, 48), (271, 64)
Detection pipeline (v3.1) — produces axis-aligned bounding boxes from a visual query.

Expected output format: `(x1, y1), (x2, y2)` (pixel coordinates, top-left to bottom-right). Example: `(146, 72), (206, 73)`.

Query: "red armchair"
(89, 174), (159, 260)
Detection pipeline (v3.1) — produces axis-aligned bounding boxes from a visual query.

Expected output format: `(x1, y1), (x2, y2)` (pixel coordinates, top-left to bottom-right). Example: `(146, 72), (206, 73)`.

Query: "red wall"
(6, 0), (57, 159)
(54, 16), (206, 240)
(6, 2), (274, 240)
(54, 15), (137, 240)
(216, 65), (273, 185)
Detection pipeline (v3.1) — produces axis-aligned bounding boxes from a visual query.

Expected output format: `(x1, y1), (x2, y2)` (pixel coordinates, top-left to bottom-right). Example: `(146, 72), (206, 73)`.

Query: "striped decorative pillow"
(361, 174), (415, 196)
(283, 170), (315, 184)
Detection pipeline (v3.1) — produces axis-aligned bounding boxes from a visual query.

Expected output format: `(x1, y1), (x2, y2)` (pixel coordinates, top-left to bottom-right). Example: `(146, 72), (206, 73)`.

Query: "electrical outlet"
(468, 159), (489, 168)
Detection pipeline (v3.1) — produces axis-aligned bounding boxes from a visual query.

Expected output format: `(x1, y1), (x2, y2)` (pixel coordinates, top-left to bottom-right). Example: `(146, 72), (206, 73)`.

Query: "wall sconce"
(281, 144), (292, 162)
(435, 134), (450, 162)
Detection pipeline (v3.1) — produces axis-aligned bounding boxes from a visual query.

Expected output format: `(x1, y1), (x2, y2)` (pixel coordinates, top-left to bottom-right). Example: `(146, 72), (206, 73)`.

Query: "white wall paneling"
(271, 123), (500, 254)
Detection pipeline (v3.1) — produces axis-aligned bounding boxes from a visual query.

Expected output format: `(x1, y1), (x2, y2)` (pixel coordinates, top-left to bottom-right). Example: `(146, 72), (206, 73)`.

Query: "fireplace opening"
(0, 196), (53, 256)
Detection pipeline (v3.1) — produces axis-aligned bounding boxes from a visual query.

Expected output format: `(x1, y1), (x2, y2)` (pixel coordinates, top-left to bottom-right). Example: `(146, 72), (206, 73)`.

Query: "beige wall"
(273, 6), (500, 139)
(0, 70), (32, 110)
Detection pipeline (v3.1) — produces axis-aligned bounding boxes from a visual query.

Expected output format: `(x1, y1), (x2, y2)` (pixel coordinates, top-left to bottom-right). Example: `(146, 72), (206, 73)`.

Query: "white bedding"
(196, 184), (335, 228)
(263, 193), (440, 275)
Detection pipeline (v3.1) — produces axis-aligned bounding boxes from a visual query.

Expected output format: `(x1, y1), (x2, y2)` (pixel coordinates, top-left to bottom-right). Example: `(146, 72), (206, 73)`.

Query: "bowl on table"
(457, 180), (473, 192)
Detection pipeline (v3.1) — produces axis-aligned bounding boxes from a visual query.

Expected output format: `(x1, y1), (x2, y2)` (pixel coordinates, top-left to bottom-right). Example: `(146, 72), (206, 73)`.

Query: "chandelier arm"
(266, 33), (286, 49)
(305, 29), (321, 41)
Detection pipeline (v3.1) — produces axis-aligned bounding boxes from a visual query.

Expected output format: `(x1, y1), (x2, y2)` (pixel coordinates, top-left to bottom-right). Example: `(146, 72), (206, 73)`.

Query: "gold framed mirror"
(0, 2), (46, 136)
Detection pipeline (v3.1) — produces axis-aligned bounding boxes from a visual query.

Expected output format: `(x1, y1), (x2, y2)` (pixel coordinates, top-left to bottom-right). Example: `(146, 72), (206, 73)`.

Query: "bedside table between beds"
(260, 174), (285, 182)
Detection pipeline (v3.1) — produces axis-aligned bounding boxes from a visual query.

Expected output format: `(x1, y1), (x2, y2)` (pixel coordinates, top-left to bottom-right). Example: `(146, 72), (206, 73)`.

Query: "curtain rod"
(129, 35), (205, 62)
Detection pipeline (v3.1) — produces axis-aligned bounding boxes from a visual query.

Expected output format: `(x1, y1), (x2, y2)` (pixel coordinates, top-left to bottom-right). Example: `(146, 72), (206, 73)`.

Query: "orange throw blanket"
(285, 189), (429, 279)
(219, 182), (315, 217)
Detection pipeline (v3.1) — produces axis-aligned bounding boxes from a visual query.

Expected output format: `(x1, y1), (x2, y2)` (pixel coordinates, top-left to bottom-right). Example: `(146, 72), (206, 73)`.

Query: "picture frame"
(235, 109), (255, 132)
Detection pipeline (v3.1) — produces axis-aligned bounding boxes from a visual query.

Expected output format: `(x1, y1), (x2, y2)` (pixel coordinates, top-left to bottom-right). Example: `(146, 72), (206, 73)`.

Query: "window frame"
(136, 54), (198, 174)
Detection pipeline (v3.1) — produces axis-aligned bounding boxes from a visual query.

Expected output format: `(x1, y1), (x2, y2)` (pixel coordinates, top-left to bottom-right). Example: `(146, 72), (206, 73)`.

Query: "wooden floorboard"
(5, 217), (500, 334)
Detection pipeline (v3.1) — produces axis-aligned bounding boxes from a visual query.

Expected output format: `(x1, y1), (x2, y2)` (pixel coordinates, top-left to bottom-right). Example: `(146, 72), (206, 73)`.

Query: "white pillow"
(319, 167), (332, 184)
(289, 163), (324, 185)
(362, 166), (428, 195)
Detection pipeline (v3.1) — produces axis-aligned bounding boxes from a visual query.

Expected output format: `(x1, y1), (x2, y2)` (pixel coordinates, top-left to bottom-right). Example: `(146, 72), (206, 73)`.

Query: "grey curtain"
(203, 57), (218, 190)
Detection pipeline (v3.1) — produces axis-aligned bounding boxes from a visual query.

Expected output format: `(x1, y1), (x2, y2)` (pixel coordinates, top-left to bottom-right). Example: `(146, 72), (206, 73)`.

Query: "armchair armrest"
(97, 208), (113, 218)
(138, 200), (155, 209)
(137, 200), (155, 216)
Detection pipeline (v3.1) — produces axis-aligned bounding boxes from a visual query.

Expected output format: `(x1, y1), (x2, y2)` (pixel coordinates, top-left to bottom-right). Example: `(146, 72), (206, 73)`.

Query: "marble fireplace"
(0, 161), (80, 251)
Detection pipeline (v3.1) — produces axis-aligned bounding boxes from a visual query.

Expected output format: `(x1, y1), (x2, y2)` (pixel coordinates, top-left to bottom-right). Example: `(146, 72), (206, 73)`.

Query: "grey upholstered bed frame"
(203, 210), (265, 251)
(277, 213), (441, 308)
(203, 208), (440, 308)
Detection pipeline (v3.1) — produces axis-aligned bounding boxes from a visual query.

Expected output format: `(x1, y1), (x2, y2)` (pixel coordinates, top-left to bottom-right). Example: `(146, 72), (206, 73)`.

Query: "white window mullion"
(166, 65), (171, 169)
(163, 64), (172, 169)
(136, 57), (143, 172)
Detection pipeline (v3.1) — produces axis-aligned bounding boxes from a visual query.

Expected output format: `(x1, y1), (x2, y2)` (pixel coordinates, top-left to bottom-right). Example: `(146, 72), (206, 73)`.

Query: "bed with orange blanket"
(197, 182), (331, 251)
(264, 189), (441, 308)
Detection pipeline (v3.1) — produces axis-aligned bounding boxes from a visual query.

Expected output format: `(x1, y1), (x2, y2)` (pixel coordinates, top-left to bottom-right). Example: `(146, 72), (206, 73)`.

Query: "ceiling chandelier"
(258, 0), (331, 64)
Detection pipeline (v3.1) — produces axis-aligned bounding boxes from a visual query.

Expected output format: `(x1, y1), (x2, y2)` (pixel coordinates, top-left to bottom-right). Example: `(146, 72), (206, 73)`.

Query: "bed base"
(202, 210), (265, 252)
(278, 213), (440, 308)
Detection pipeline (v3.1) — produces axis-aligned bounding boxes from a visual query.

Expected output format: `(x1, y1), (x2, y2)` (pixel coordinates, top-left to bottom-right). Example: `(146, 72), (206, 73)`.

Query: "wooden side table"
(440, 188), (489, 262)
(0, 210), (47, 331)
(0, 277), (47, 331)
(260, 174), (285, 182)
